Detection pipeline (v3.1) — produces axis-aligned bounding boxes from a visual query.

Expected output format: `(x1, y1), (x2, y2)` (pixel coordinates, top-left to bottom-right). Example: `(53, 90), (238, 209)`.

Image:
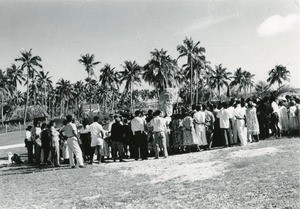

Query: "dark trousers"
(27, 141), (34, 164)
(221, 128), (231, 146)
(90, 145), (102, 163)
(43, 147), (51, 164)
(133, 132), (148, 159)
(34, 143), (41, 165)
(258, 116), (270, 139)
(111, 141), (124, 161)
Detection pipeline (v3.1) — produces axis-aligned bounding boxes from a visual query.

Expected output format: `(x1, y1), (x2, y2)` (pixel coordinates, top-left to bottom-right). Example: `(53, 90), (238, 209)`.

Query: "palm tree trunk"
(24, 68), (30, 124)
(195, 71), (199, 104)
(130, 83), (133, 113)
(65, 100), (69, 115)
(190, 60), (193, 107)
(1, 91), (4, 125)
(60, 98), (63, 117)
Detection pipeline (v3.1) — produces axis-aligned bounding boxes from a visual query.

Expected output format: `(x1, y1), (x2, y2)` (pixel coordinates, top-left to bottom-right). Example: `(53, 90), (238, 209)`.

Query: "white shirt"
(227, 106), (235, 120)
(150, 116), (166, 132)
(271, 101), (279, 114)
(25, 130), (32, 141)
(62, 122), (78, 138)
(88, 122), (105, 140)
(131, 116), (145, 134)
(217, 108), (231, 129)
(234, 105), (246, 119)
(193, 111), (206, 124)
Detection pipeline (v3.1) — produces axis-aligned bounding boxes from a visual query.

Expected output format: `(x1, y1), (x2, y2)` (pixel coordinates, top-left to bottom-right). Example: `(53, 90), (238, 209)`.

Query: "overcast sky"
(0, 0), (299, 89)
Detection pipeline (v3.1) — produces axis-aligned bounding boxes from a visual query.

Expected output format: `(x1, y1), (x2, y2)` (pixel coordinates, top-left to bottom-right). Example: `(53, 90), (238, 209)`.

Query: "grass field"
(0, 137), (299, 209)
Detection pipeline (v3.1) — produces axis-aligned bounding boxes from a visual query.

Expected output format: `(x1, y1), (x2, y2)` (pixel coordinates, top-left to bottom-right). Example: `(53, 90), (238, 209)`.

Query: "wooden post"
(5, 123), (7, 133)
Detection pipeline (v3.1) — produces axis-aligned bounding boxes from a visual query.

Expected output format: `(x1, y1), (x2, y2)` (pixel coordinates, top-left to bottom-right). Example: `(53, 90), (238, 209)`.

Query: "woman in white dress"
(278, 100), (289, 135)
(288, 100), (299, 134)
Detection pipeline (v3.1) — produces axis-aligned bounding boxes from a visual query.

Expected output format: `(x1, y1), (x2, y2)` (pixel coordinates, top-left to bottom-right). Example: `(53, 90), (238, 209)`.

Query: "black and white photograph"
(0, 0), (299, 208)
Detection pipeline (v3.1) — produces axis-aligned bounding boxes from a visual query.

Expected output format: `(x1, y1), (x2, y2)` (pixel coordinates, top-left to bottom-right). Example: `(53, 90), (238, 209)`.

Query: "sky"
(0, 0), (299, 91)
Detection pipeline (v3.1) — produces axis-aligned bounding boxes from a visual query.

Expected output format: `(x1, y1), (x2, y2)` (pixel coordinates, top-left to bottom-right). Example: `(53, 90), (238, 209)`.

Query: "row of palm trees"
(0, 37), (291, 124)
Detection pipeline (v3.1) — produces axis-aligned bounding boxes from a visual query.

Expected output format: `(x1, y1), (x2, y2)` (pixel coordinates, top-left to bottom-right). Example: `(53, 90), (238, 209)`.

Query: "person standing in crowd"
(25, 126), (34, 164)
(111, 116), (125, 162)
(164, 114), (172, 154)
(217, 102), (232, 147)
(49, 120), (60, 167)
(246, 101), (260, 142)
(150, 110), (168, 159)
(288, 100), (299, 135)
(146, 110), (155, 157)
(59, 119), (70, 164)
(278, 100), (289, 136)
(193, 104), (207, 149)
(62, 115), (84, 168)
(88, 116), (105, 164)
(295, 98), (300, 136)
(270, 96), (281, 138)
(228, 100), (238, 145)
(40, 123), (51, 165)
(234, 100), (247, 146)
(102, 115), (114, 160)
(257, 97), (272, 139)
(170, 114), (183, 153)
(122, 118), (132, 158)
(182, 111), (197, 152)
(204, 104), (215, 149)
(212, 103), (222, 147)
(131, 110), (148, 160)
(80, 119), (91, 162)
(32, 119), (42, 165)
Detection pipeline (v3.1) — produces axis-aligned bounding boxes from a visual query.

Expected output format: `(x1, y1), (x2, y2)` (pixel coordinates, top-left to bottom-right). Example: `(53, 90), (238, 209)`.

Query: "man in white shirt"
(131, 110), (148, 160)
(193, 105), (207, 147)
(88, 116), (105, 164)
(234, 100), (247, 146)
(62, 115), (84, 168)
(217, 102), (232, 147)
(150, 110), (168, 159)
(270, 96), (281, 138)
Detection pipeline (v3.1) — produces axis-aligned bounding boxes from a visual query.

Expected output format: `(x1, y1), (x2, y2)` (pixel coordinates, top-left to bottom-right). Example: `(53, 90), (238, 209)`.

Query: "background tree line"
(0, 37), (292, 125)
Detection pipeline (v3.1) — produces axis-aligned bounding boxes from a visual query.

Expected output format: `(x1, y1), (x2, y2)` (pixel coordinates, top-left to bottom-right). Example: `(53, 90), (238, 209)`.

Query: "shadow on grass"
(0, 164), (71, 176)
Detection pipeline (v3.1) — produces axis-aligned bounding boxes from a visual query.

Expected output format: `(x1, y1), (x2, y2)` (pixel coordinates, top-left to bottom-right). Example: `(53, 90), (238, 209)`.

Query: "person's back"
(218, 108), (230, 129)
(89, 122), (104, 140)
(111, 122), (124, 142)
(41, 128), (51, 149)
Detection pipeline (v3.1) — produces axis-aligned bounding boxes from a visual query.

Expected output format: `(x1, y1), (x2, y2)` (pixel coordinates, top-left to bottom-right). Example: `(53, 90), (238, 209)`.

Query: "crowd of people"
(23, 95), (300, 168)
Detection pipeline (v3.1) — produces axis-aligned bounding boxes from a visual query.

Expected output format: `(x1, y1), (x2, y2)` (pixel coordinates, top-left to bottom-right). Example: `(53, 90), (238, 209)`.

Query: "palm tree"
(56, 79), (73, 116)
(73, 80), (86, 116)
(78, 54), (100, 112)
(15, 49), (42, 124)
(36, 70), (52, 106)
(210, 64), (232, 99)
(267, 65), (290, 89)
(6, 64), (25, 88)
(177, 37), (206, 106)
(244, 71), (255, 96)
(99, 64), (119, 112)
(230, 68), (245, 92)
(143, 49), (178, 93)
(0, 69), (15, 124)
(119, 60), (142, 112)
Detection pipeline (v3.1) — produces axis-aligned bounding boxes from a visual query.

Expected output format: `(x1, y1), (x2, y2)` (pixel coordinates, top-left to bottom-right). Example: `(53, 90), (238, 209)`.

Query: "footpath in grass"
(0, 137), (299, 209)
